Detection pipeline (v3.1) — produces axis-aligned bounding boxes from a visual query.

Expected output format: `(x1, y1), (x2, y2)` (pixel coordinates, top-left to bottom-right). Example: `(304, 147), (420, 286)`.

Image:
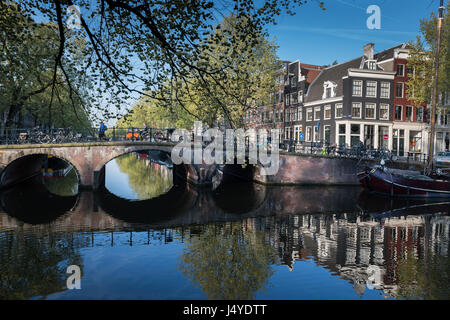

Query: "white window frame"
(396, 82), (404, 98)
(306, 126), (312, 142)
(324, 105), (331, 120)
(306, 108), (313, 121)
(352, 80), (363, 97)
(314, 107), (321, 121)
(352, 102), (362, 119)
(397, 64), (405, 76)
(366, 81), (377, 98)
(379, 104), (389, 120)
(365, 103), (376, 119)
(335, 103), (343, 119)
(297, 107), (302, 121)
(395, 105), (403, 121)
(380, 82), (390, 99)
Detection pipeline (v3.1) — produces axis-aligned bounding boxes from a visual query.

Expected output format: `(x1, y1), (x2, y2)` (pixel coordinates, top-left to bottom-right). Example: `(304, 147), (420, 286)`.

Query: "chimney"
(363, 43), (374, 60)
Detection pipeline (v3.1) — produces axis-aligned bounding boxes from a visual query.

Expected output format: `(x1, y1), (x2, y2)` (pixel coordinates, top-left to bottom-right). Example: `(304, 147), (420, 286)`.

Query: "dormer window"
(322, 81), (337, 99)
(367, 60), (377, 70)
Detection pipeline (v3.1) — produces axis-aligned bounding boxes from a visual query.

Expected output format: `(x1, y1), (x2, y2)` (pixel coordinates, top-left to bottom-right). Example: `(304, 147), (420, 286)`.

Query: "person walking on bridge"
(99, 121), (107, 140)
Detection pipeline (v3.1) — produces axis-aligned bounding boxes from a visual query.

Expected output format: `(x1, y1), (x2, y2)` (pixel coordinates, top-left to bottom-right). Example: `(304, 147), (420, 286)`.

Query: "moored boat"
(358, 165), (450, 198)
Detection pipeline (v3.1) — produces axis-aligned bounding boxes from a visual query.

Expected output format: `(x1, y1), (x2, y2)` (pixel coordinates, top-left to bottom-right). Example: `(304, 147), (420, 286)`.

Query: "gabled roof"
(305, 57), (361, 102)
(305, 44), (405, 103)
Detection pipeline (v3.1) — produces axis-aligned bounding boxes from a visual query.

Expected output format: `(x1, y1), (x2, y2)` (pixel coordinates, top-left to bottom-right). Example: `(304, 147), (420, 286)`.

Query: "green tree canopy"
(406, 3), (449, 111)
(15, 0), (325, 124)
(0, 1), (92, 129)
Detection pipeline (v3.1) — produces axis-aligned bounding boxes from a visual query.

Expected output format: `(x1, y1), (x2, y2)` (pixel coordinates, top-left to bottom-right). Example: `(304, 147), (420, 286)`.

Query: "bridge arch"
(0, 143), (221, 189)
(0, 150), (82, 189)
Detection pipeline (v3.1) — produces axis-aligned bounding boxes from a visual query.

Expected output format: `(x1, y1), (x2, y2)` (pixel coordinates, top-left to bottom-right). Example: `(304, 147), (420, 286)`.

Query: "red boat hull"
(358, 167), (450, 198)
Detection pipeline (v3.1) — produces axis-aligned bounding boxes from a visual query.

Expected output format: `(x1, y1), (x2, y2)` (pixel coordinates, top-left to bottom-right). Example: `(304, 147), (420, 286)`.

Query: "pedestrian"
(99, 121), (107, 140)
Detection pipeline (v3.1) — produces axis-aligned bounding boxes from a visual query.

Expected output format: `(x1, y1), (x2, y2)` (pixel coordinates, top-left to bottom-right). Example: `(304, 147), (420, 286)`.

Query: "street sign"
(317, 122), (320, 130)
(299, 132), (304, 140)
(383, 134), (388, 140)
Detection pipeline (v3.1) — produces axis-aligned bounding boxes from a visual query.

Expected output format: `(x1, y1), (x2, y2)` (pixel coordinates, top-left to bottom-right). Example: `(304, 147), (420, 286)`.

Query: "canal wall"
(252, 152), (424, 186)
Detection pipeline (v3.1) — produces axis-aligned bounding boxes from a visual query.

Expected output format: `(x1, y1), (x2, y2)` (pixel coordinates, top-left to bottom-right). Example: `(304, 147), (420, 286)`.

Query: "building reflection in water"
(0, 156), (448, 299)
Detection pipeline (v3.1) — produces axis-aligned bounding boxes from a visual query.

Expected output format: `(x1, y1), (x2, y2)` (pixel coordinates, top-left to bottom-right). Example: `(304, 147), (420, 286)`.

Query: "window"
(291, 92), (298, 104)
(306, 126), (312, 142)
(365, 103), (376, 119)
(380, 104), (389, 120)
(416, 106), (424, 122)
(285, 127), (291, 140)
(396, 82), (404, 98)
(314, 107), (321, 121)
(395, 105), (403, 121)
(306, 108), (313, 121)
(297, 107), (302, 121)
(378, 126), (389, 148)
(285, 94), (291, 106)
(350, 124), (361, 147)
(298, 91), (303, 103)
(285, 109), (289, 122)
(324, 126), (331, 144)
(380, 82), (390, 99)
(397, 64), (405, 76)
(325, 87), (332, 98)
(366, 81), (377, 97)
(335, 103), (343, 118)
(405, 106), (413, 121)
(338, 124), (346, 147)
(410, 131), (422, 152)
(368, 61), (376, 70)
(352, 80), (362, 96)
(314, 125), (320, 142)
(407, 66), (414, 76)
(294, 125), (302, 141)
(364, 125), (375, 148)
(324, 105), (331, 120)
(352, 102), (362, 118)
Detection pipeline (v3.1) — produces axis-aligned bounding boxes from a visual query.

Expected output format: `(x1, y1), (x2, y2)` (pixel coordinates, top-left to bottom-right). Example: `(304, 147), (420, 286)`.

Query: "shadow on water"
(0, 176), (78, 225)
(357, 190), (450, 218)
(95, 181), (197, 225)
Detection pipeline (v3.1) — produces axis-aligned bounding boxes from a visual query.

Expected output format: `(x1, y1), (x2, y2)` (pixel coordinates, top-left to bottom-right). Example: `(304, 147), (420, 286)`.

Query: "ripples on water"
(0, 152), (448, 300)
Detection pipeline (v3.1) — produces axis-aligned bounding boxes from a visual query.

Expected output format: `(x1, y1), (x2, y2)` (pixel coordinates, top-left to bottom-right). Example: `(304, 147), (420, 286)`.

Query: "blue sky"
(267, 0), (440, 65)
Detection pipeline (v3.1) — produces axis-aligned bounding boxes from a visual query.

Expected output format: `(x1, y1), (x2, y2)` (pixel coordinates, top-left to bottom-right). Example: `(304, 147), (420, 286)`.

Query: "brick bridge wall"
(0, 142), (424, 189)
(0, 142), (219, 189)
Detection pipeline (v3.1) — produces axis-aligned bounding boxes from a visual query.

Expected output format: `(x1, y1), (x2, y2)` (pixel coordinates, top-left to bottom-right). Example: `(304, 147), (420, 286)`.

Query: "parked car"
(435, 151), (450, 167)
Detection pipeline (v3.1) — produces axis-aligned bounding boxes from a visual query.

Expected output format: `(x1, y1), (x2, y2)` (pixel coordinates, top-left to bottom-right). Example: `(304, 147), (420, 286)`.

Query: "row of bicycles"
(281, 140), (396, 161)
(7, 127), (91, 144)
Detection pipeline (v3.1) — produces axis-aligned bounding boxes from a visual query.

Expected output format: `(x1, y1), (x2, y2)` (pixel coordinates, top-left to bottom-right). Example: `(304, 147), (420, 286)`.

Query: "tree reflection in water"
(43, 168), (78, 196)
(178, 222), (280, 299)
(115, 153), (173, 200)
(396, 251), (450, 300)
(0, 231), (84, 299)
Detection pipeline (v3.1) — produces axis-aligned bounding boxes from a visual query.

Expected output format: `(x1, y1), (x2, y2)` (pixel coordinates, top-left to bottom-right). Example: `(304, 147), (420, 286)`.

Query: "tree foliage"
(0, 1), (92, 128)
(14, 0), (325, 125)
(406, 3), (449, 111)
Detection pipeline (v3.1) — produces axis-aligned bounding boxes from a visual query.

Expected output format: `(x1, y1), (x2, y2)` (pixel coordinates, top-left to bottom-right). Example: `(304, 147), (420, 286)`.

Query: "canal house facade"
(245, 42), (447, 158)
(303, 43), (397, 149)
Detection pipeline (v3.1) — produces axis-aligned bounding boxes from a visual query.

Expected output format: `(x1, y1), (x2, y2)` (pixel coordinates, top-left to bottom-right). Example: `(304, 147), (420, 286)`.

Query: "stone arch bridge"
(0, 141), (221, 189)
(0, 141), (397, 189)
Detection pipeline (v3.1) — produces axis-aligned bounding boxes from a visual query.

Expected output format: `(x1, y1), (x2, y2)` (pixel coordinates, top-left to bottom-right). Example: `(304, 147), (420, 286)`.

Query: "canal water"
(0, 152), (449, 300)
